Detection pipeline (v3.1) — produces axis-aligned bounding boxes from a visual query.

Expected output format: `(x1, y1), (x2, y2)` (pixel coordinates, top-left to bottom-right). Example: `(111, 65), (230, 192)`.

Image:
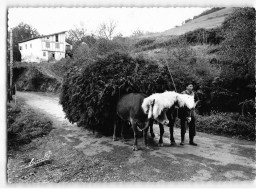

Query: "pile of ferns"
(59, 52), (174, 135)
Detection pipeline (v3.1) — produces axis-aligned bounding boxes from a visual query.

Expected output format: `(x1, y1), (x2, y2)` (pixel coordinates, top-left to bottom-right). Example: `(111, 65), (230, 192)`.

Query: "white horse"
(142, 91), (196, 125)
(142, 91), (198, 146)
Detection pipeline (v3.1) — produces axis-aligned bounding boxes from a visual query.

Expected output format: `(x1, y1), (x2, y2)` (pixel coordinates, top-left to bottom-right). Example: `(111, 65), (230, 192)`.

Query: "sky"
(8, 7), (209, 37)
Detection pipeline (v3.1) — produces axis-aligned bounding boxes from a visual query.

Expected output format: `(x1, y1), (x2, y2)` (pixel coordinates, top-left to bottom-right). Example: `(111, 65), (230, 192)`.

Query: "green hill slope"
(140, 8), (235, 38)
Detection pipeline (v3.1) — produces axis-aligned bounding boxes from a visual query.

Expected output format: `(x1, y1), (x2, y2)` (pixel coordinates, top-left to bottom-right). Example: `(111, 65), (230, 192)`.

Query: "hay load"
(59, 52), (174, 135)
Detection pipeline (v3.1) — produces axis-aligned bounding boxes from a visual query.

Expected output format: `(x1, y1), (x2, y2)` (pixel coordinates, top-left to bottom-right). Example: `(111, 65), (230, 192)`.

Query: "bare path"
(11, 91), (256, 182)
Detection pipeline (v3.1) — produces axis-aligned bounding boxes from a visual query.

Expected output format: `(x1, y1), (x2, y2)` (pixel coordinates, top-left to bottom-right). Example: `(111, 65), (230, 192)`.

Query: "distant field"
(140, 8), (235, 38)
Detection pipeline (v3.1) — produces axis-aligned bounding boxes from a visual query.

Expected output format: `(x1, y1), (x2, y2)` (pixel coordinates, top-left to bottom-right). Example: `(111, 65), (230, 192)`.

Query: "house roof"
(18, 31), (67, 43)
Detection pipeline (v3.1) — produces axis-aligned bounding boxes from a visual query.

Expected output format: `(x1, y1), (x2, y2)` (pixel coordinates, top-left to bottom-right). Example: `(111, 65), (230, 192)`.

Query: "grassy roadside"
(6, 95), (115, 183)
(7, 98), (53, 150)
(196, 113), (255, 141)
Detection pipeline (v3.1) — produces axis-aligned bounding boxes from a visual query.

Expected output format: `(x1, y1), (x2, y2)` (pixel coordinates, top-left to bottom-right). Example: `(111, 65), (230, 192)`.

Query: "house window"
(47, 36), (49, 39)
(25, 44), (27, 49)
(55, 43), (60, 48)
(30, 44), (32, 48)
(55, 35), (58, 42)
(43, 52), (46, 56)
(46, 42), (50, 48)
(19, 46), (22, 50)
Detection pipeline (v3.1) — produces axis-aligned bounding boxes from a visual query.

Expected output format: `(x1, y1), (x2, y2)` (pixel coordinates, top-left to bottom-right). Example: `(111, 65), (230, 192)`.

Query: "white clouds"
(8, 7), (209, 36)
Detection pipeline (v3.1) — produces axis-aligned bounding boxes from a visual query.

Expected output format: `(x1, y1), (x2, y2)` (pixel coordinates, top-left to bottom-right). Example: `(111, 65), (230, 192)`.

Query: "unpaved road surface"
(8, 91), (256, 183)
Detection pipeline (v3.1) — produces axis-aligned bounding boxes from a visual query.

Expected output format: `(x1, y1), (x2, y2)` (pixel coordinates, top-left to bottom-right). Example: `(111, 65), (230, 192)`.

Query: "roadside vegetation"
(7, 100), (53, 150)
(10, 8), (255, 141)
(13, 64), (61, 93)
(196, 113), (255, 141)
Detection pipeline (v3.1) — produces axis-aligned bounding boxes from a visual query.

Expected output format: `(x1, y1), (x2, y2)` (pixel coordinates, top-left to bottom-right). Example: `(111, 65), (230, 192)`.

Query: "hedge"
(196, 112), (255, 141)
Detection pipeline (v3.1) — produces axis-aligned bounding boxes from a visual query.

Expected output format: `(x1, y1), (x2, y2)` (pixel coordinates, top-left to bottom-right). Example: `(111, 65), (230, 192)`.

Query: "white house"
(18, 31), (72, 63)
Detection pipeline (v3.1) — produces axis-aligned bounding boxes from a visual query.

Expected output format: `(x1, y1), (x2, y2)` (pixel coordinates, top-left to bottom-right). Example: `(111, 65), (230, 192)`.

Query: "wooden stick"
(23, 151), (52, 169)
(14, 84), (16, 106)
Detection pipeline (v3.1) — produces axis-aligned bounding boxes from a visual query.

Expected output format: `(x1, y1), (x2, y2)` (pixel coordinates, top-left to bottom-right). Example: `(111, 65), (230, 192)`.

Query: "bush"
(196, 112), (255, 141)
(7, 102), (53, 149)
(59, 52), (176, 135)
(180, 28), (224, 45)
(50, 56), (76, 77)
(16, 67), (61, 93)
(135, 36), (180, 51)
(166, 43), (220, 92)
(134, 38), (155, 48)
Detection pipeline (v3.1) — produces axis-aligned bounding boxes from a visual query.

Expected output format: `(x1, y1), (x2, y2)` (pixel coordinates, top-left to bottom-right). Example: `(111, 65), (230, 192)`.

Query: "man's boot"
(189, 137), (197, 146)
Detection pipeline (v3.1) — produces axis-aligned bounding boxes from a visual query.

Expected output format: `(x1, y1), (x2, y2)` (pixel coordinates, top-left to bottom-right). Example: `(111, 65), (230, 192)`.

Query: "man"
(180, 83), (199, 146)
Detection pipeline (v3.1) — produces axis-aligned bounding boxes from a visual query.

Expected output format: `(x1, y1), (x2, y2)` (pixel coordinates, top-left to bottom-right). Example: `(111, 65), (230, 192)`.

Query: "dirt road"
(8, 91), (256, 183)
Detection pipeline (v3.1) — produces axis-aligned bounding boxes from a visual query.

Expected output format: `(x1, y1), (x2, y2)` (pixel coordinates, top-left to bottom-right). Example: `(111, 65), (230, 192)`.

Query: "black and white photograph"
(2, 0), (256, 187)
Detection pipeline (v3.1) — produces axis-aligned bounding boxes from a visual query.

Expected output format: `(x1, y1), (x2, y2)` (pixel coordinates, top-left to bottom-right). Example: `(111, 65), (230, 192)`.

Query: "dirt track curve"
(10, 91), (256, 182)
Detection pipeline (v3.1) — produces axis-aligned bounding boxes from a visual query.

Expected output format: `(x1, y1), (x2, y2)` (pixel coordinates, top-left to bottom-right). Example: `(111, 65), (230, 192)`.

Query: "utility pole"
(9, 28), (16, 105)
(10, 28), (13, 88)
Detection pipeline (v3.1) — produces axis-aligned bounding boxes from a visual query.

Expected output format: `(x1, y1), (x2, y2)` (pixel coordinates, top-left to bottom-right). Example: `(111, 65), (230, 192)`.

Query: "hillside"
(140, 8), (235, 38)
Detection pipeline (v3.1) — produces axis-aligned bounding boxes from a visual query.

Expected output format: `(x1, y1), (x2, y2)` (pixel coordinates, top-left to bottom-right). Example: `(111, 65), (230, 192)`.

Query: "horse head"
(176, 93), (198, 123)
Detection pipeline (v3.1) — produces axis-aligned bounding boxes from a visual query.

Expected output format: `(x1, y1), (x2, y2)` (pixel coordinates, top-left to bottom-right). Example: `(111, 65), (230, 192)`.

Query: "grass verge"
(196, 112), (255, 141)
(7, 99), (53, 150)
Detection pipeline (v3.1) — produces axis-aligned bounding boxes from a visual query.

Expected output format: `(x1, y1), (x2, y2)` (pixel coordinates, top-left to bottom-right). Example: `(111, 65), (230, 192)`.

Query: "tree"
(97, 20), (117, 40)
(66, 26), (97, 57)
(112, 33), (123, 40)
(8, 22), (40, 61)
(67, 26), (87, 45)
(131, 29), (144, 37)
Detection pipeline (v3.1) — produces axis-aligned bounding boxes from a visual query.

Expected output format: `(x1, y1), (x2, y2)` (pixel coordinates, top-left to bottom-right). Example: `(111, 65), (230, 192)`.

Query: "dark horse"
(113, 93), (154, 151)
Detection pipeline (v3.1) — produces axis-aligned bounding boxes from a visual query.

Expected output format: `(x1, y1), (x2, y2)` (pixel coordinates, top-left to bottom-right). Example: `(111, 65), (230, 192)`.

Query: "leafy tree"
(66, 26), (87, 44)
(66, 27), (97, 52)
(8, 22), (40, 61)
